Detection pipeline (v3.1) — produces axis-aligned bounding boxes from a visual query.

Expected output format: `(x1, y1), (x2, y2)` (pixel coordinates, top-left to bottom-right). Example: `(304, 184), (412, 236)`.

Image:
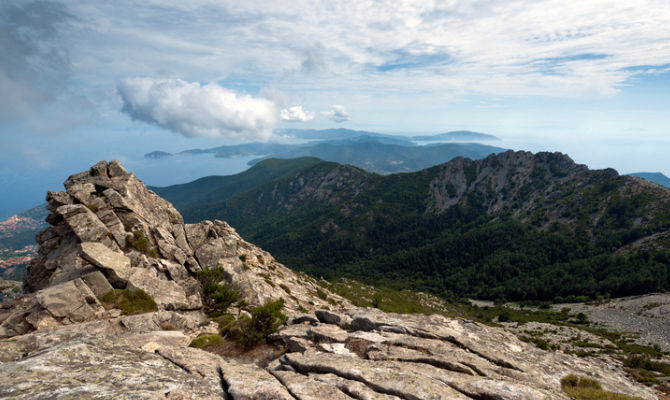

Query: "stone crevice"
(437, 335), (522, 372)
(280, 357), (416, 400)
(218, 366), (233, 400)
(155, 348), (202, 378)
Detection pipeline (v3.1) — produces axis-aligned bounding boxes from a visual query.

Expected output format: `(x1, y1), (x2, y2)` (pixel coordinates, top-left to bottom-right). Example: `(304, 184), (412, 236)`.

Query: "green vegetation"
(99, 288), (157, 315)
(126, 230), (158, 258)
(151, 157), (326, 210)
(189, 334), (224, 349)
(223, 299), (288, 349)
(560, 374), (644, 400)
(622, 355), (670, 385)
(195, 267), (287, 350)
(519, 335), (554, 351)
(159, 155), (670, 303)
(279, 283), (291, 294)
(328, 278), (454, 315)
(197, 266), (242, 314)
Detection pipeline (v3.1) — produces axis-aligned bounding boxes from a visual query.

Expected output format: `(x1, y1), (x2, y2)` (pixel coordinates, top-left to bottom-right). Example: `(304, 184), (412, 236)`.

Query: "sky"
(1, 0), (670, 218)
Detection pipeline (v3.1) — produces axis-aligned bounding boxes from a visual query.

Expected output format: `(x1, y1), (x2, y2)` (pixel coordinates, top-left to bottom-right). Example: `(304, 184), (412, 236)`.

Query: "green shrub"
(239, 254), (247, 262)
(623, 355), (670, 374)
(211, 313), (236, 334)
(189, 334), (223, 349)
(257, 255), (265, 264)
(197, 266), (242, 313)
(126, 230), (158, 258)
(520, 335), (552, 351)
(225, 299), (288, 349)
(279, 284), (291, 294)
(99, 288), (157, 315)
(576, 312), (589, 324)
(560, 374), (644, 400)
(497, 311), (510, 322)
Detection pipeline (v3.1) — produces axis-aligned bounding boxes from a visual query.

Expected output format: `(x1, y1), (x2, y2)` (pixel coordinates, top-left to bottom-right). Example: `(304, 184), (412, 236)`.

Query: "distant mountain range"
(145, 129), (505, 174)
(628, 172), (670, 188)
(156, 152), (670, 302)
(412, 130), (500, 141)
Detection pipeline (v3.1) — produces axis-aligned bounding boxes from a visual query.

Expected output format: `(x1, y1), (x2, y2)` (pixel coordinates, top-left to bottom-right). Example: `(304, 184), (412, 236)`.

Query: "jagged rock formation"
(0, 160), (348, 338)
(0, 160), (659, 399)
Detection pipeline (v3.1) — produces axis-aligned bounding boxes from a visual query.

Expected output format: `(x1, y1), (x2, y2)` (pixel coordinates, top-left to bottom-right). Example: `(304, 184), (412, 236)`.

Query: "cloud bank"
(280, 105), (315, 122)
(322, 105), (350, 123)
(0, 1), (72, 123)
(117, 78), (276, 140)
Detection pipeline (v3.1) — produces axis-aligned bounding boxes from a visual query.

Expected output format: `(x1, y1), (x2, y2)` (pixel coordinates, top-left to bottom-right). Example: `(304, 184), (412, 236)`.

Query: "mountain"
(276, 127), (394, 141)
(0, 160), (655, 399)
(168, 151), (670, 302)
(629, 172), (670, 188)
(248, 139), (506, 174)
(179, 142), (295, 156)
(144, 150), (173, 159)
(150, 157), (324, 210)
(413, 130), (500, 141)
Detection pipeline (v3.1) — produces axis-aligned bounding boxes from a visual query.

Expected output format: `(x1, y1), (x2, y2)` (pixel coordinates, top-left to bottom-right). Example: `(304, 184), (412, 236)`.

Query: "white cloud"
(322, 105), (350, 123)
(117, 77), (277, 140)
(280, 105), (315, 122)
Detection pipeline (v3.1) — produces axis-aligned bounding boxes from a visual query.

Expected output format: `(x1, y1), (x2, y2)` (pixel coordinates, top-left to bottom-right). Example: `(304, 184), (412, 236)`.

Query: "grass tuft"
(189, 334), (224, 349)
(560, 374), (644, 400)
(99, 288), (157, 315)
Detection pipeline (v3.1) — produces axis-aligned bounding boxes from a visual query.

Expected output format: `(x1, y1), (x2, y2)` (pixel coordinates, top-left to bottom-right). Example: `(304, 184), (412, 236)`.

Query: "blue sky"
(1, 0), (670, 217)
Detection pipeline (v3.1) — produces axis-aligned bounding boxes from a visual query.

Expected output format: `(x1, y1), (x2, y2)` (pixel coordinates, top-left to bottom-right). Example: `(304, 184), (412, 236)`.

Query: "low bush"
(127, 230), (158, 258)
(197, 266), (242, 314)
(224, 299), (287, 349)
(99, 288), (157, 315)
(189, 334), (224, 349)
(561, 374), (644, 400)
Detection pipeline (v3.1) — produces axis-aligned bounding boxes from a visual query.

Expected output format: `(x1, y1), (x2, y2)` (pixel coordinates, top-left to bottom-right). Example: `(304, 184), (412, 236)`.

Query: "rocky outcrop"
(0, 160), (659, 399)
(0, 160), (349, 338)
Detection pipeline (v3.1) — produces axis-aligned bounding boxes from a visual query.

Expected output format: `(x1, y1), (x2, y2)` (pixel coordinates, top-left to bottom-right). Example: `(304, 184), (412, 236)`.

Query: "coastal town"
(0, 209), (46, 280)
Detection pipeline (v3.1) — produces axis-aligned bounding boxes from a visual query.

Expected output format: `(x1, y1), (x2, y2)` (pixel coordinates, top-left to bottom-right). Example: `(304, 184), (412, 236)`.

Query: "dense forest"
(159, 153), (670, 302)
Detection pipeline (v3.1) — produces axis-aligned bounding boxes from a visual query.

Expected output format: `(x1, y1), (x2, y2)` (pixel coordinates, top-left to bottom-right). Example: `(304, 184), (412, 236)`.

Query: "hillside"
(168, 151), (670, 302)
(150, 157), (325, 210)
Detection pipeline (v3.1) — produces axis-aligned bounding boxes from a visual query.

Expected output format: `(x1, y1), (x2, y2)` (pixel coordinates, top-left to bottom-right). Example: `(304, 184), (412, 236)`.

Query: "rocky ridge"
(1, 160), (348, 338)
(0, 161), (658, 399)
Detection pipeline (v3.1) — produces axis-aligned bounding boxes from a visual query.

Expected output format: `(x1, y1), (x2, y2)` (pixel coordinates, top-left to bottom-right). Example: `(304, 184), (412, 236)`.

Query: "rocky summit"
(0, 161), (658, 399)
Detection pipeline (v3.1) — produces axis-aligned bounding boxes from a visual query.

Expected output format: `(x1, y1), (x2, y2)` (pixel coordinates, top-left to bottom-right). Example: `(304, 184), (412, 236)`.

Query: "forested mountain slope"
(165, 151), (670, 302)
